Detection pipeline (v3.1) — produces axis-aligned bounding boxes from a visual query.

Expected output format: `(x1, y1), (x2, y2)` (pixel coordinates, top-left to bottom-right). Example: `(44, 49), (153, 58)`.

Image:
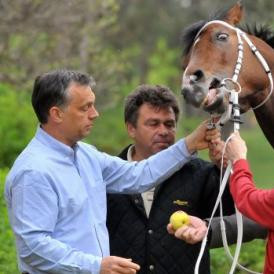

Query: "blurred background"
(0, 0), (273, 273)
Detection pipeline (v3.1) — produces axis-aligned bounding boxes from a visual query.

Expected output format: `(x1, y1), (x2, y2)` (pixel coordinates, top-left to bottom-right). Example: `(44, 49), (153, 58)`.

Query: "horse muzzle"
(182, 84), (228, 114)
(181, 85), (206, 108)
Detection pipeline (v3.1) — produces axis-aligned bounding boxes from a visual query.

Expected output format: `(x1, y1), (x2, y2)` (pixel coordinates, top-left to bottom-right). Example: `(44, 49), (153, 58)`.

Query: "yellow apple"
(169, 210), (190, 230)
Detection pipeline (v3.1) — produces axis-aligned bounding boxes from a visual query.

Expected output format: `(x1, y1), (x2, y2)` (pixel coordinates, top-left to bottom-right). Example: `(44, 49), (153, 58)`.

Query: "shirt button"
(149, 265), (154, 271)
(148, 229), (153, 235)
(134, 199), (139, 204)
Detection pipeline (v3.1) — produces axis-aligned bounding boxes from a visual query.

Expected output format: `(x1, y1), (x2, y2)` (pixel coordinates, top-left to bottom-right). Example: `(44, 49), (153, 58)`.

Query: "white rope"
(194, 138), (232, 274)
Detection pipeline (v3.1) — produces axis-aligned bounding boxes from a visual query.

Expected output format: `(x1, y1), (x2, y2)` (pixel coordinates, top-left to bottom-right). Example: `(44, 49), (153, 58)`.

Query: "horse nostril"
(181, 88), (187, 98)
(190, 70), (204, 83)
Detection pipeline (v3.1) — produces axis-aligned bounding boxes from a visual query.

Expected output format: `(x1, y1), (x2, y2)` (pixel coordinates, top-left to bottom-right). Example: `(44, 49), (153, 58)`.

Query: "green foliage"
(210, 239), (265, 273)
(147, 37), (181, 91)
(0, 168), (19, 274)
(0, 84), (36, 168)
(86, 102), (130, 155)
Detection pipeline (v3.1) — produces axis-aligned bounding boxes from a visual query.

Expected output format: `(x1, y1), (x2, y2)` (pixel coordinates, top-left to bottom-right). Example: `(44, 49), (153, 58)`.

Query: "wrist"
(185, 135), (196, 154)
(203, 219), (212, 244)
(232, 155), (246, 164)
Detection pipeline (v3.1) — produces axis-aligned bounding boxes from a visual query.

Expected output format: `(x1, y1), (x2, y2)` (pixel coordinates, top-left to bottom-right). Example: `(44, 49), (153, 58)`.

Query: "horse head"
(181, 2), (273, 116)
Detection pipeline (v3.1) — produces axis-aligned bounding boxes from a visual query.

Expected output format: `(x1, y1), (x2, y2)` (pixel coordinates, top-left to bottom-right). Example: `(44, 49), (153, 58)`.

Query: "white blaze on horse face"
(182, 37), (201, 89)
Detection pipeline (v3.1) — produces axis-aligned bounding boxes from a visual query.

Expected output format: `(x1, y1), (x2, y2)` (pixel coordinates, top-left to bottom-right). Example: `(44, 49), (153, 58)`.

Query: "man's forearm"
(209, 214), (267, 249)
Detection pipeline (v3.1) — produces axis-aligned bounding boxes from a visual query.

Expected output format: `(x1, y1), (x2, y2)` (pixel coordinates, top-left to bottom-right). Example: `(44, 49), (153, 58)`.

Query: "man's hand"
(226, 131), (247, 163)
(185, 120), (221, 153)
(167, 215), (207, 244)
(209, 139), (228, 169)
(100, 256), (140, 274)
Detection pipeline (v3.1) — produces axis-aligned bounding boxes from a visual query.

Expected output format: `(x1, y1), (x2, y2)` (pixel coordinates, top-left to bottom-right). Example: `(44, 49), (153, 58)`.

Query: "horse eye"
(216, 33), (228, 41)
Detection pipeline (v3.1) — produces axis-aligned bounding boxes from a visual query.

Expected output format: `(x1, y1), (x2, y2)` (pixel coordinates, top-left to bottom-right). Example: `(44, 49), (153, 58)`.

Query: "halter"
(192, 20), (271, 274)
(194, 20), (273, 116)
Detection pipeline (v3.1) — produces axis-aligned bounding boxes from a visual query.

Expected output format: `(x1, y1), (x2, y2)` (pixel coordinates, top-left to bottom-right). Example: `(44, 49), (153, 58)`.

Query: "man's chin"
(154, 143), (170, 152)
(81, 128), (92, 139)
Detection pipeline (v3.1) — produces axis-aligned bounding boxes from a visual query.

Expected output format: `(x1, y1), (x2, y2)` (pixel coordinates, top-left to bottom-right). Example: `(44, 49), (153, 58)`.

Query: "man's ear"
(49, 106), (64, 123)
(126, 122), (136, 139)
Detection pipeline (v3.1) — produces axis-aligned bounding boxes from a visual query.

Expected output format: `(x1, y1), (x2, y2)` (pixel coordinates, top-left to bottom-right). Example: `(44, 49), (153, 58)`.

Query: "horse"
(181, 2), (274, 148)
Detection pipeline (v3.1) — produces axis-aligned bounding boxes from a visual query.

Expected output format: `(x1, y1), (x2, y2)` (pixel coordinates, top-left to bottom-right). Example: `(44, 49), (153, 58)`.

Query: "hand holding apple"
(169, 210), (190, 230)
(167, 213), (207, 244)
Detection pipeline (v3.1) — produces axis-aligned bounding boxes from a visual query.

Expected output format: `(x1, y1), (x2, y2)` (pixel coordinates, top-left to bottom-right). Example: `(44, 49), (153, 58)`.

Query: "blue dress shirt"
(5, 127), (194, 274)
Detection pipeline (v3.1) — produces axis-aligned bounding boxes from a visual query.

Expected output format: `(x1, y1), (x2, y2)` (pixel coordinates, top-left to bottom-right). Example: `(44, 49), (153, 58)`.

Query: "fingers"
(116, 259), (140, 273)
(174, 226), (206, 244)
(112, 265), (137, 274)
(100, 256), (140, 274)
(167, 216), (207, 244)
(166, 223), (175, 234)
(185, 120), (221, 153)
(205, 128), (221, 143)
(118, 258), (140, 271)
(226, 131), (247, 162)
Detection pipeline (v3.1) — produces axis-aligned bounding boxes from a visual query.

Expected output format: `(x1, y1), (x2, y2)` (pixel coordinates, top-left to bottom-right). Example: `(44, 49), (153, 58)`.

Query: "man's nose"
(158, 124), (169, 135)
(89, 106), (99, 119)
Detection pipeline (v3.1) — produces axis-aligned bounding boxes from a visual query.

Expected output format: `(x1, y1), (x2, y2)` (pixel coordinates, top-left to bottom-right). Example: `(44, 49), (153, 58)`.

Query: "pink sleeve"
(230, 159), (274, 230)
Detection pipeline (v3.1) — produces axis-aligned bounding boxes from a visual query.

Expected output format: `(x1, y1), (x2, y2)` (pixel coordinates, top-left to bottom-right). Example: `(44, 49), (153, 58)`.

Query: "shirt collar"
(127, 145), (135, 162)
(35, 126), (78, 157)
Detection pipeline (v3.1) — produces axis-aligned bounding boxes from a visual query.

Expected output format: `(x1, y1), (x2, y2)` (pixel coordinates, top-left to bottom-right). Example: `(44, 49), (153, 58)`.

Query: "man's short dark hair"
(124, 84), (180, 126)
(32, 69), (95, 124)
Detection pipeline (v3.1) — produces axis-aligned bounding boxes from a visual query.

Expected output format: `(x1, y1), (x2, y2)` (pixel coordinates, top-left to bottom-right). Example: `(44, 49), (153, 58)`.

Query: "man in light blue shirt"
(5, 69), (218, 274)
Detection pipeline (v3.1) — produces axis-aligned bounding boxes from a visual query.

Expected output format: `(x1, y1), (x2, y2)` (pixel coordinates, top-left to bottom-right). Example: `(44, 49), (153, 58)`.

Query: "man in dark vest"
(106, 84), (266, 274)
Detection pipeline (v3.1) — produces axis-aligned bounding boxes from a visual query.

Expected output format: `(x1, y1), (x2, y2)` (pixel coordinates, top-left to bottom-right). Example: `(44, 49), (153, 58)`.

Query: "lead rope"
(218, 88), (261, 274)
(194, 90), (243, 274)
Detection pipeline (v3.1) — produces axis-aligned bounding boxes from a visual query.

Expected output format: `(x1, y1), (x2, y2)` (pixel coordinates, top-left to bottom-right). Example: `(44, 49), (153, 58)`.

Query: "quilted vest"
(107, 146), (235, 274)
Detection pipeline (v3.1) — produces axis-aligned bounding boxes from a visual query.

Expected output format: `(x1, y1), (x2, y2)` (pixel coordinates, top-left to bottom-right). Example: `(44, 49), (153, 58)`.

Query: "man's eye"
(81, 106), (89, 111)
(147, 122), (158, 127)
(165, 122), (175, 128)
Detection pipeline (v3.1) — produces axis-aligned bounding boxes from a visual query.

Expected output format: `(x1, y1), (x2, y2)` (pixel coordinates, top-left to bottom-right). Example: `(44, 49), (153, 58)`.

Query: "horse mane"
(181, 7), (274, 56)
(244, 24), (274, 48)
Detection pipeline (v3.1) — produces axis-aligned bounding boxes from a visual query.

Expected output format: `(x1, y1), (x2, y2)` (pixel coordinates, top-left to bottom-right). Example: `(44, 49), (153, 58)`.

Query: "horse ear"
(224, 1), (244, 25)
